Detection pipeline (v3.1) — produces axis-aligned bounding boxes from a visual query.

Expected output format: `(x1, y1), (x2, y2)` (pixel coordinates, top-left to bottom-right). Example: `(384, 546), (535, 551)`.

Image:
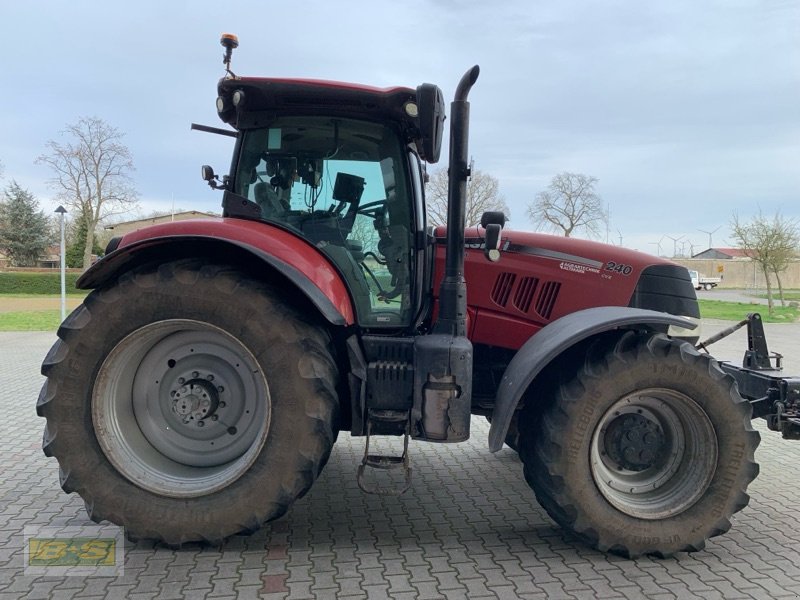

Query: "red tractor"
(39, 35), (799, 557)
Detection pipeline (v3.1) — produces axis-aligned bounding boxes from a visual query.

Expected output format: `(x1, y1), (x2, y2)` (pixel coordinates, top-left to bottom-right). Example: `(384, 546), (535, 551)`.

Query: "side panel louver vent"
(490, 272), (516, 307)
(512, 277), (539, 313)
(535, 281), (561, 319)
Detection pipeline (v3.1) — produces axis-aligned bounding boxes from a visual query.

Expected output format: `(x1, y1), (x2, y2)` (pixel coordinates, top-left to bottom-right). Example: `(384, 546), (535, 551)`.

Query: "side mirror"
(416, 84), (446, 164)
(481, 211), (507, 262)
(201, 165), (226, 190)
(480, 211), (507, 229)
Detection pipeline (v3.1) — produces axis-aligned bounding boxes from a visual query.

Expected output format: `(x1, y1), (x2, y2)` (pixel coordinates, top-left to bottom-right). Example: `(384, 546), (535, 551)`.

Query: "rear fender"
(78, 220), (356, 326)
(488, 306), (697, 452)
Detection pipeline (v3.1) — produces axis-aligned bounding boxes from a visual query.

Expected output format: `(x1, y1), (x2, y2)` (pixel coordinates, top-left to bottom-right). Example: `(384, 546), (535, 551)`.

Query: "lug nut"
(198, 421), (205, 427)
(192, 371), (200, 378)
(218, 386), (225, 392)
(206, 374), (215, 381)
(178, 377), (185, 384)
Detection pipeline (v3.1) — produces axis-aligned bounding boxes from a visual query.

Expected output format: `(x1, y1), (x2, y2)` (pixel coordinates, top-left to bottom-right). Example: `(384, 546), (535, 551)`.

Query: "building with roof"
(104, 211), (219, 238)
(691, 247), (752, 260)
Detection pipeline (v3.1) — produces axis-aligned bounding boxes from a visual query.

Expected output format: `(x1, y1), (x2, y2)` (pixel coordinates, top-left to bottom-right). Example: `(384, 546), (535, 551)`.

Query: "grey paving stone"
(3, 330), (800, 599)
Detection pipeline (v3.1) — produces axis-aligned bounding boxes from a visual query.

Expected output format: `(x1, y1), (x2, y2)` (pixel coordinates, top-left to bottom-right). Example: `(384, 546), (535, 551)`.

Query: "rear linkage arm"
(697, 313), (800, 440)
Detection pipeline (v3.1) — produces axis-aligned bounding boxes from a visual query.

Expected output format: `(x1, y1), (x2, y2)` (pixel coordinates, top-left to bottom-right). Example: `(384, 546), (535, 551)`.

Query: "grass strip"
(1, 298), (796, 331)
(698, 299), (799, 323)
(0, 310), (64, 331)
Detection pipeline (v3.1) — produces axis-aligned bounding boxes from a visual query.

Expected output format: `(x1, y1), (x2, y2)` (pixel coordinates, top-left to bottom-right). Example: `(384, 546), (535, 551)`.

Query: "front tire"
(38, 260), (339, 544)
(520, 332), (760, 557)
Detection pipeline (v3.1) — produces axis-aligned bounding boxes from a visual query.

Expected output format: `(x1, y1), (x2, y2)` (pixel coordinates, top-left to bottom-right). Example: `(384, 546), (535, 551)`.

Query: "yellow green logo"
(28, 538), (117, 567)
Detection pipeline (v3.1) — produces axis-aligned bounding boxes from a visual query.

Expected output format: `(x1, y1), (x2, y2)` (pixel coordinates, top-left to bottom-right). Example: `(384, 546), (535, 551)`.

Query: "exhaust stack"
(434, 65), (480, 337)
(411, 66), (479, 444)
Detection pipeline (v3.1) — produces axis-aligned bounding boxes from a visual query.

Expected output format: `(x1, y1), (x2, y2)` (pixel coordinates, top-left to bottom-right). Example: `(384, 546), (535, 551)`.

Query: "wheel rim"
(590, 388), (718, 519)
(93, 320), (270, 498)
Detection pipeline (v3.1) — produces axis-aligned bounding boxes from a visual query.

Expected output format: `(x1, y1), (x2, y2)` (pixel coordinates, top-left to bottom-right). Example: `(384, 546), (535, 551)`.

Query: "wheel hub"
(604, 412), (665, 471)
(92, 320), (271, 498)
(590, 389), (718, 520)
(171, 378), (220, 426)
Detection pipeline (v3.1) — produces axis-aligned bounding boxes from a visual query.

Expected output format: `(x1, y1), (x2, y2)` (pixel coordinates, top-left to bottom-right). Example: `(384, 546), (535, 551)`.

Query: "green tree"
(0, 181), (52, 266)
(66, 212), (104, 268)
(38, 117), (138, 270)
(730, 210), (800, 316)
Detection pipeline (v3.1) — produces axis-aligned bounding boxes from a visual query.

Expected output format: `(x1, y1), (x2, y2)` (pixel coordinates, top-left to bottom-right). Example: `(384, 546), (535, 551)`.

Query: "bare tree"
(730, 210), (799, 315)
(527, 172), (607, 238)
(38, 117), (138, 270)
(425, 168), (509, 228)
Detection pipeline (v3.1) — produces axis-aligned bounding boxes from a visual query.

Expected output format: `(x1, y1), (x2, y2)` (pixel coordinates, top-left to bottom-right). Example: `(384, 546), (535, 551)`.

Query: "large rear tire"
(38, 260), (339, 545)
(519, 332), (760, 557)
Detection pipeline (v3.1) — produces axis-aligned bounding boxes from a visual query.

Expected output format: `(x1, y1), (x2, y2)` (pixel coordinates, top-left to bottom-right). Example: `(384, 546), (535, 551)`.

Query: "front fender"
(488, 306), (697, 452)
(78, 219), (356, 326)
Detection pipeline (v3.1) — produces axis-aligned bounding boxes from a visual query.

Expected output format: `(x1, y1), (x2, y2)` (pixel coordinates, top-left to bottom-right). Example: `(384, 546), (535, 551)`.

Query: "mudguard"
(488, 306), (697, 452)
(77, 219), (356, 326)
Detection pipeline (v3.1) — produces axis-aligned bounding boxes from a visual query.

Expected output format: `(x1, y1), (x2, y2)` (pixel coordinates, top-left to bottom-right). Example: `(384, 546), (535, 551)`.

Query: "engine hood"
(432, 227), (695, 349)
(435, 226), (671, 273)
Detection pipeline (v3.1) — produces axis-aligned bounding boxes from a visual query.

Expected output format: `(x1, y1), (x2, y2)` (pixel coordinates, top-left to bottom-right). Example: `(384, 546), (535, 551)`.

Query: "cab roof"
(217, 76), (419, 130)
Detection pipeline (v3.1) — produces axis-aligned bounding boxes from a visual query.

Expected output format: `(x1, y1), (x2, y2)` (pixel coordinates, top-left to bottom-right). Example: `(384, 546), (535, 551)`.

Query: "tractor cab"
(210, 74), (446, 330)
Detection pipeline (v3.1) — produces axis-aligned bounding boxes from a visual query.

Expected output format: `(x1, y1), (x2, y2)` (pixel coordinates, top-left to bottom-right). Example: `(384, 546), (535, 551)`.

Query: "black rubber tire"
(38, 259), (339, 545)
(519, 332), (760, 558)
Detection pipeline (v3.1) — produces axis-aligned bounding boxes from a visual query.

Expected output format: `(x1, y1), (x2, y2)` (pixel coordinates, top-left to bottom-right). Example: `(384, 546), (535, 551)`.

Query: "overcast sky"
(1, 0), (797, 255)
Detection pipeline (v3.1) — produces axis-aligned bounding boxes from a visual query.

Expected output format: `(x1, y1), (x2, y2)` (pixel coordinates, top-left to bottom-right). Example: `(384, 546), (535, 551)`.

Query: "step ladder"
(357, 409), (412, 496)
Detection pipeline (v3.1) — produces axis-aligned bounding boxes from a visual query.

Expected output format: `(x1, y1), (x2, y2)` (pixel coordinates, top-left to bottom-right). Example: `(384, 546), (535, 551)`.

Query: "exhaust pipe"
(412, 66), (479, 443)
(434, 65), (480, 336)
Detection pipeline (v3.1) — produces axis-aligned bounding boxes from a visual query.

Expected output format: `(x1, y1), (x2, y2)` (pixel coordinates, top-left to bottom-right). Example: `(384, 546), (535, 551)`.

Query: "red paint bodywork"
(432, 227), (678, 350)
(117, 218), (356, 325)
(110, 219), (677, 346)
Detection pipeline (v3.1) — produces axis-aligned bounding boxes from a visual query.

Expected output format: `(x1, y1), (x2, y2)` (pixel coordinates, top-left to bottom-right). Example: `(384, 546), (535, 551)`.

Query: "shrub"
(0, 271), (82, 294)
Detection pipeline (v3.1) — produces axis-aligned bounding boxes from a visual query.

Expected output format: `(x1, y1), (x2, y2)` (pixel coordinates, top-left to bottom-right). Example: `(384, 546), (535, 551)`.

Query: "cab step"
(357, 409), (412, 496)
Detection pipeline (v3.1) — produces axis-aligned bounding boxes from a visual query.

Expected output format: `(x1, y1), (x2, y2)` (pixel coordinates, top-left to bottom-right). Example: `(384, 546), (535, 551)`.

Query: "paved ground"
(1, 327), (799, 600)
(700, 318), (800, 374)
(696, 287), (800, 307)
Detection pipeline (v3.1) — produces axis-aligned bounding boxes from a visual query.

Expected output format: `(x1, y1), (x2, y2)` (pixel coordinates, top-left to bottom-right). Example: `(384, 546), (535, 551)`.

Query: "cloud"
(1, 0), (797, 253)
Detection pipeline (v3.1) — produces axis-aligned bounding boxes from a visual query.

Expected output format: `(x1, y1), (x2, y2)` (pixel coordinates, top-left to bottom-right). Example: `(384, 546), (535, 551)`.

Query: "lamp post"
(54, 206), (67, 321)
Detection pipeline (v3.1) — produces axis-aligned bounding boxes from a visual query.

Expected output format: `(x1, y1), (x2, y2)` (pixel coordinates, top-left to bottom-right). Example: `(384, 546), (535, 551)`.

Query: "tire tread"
(520, 332), (760, 558)
(38, 259), (340, 545)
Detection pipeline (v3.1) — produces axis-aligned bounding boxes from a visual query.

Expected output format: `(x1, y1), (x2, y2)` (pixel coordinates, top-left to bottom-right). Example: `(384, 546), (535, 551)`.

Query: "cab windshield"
(235, 116), (414, 328)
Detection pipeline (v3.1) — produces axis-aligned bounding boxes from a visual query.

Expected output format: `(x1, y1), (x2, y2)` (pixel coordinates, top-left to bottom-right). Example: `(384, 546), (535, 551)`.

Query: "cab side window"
(235, 117), (414, 328)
